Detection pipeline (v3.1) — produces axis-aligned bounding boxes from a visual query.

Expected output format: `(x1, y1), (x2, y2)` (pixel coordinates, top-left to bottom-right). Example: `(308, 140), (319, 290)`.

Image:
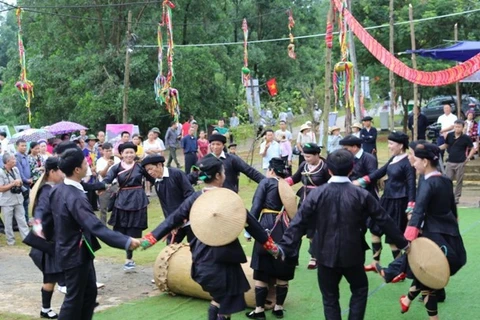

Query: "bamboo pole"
(455, 23), (461, 118)
(409, 4), (419, 141)
(347, 0), (362, 123)
(322, 4), (333, 157)
(389, 0), (396, 132)
(122, 11), (132, 124)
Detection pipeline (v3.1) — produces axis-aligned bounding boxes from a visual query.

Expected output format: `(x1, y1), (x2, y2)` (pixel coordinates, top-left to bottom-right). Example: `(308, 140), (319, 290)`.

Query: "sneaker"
(124, 261), (136, 271)
(57, 286), (67, 294)
(96, 282), (105, 289)
(40, 309), (58, 319)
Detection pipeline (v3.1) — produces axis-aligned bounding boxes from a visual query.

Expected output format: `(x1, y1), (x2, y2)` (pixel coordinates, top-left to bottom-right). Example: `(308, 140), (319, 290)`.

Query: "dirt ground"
(0, 246), (160, 317)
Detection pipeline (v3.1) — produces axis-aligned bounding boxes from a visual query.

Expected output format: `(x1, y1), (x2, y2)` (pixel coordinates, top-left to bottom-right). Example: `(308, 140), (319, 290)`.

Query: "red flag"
(266, 78), (278, 96)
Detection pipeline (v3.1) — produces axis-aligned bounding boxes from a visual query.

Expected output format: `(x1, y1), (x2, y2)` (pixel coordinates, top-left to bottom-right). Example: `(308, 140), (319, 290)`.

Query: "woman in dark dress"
(285, 143), (329, 269)
(354, 132), (416, 271)
(140, 155), (280, 320)
(29, 157), (65, 319)
(103, 142), (152, 271)
(246, 158), (297, 319)
(400, 143), (466, 319)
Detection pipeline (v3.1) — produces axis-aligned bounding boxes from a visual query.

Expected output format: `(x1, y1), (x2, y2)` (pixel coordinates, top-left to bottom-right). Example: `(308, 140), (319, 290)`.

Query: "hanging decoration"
(154, 0), (179, 118)
(287, 9), (296, 59)
(333, 1), (354, 113)
(266, 78), (278, 96)
(331, 0), (480, 86)
(241, 18), (250, 86)
(15, 8), (34, 123)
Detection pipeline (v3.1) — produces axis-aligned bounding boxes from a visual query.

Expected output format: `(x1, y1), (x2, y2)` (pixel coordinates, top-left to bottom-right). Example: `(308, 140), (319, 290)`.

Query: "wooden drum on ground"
(153, 244), (275, 309)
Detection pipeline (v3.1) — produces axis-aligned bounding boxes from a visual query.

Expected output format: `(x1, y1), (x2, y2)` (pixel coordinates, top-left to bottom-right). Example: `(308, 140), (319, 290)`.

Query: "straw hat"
(190, 188), (247, 246)
(351, 122), (362, 129)
(28, 173), (46, 217)
(408, 237), (450, 289)
(278, 179), (297, 219)
(299, 124), (311, 133)
(329, 126), (340, 134)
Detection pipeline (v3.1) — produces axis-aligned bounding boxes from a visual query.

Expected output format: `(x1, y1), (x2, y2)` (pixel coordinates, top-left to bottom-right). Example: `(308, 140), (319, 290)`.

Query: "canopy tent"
(405, 41), (480, 62)
(405, 41), (480, 82)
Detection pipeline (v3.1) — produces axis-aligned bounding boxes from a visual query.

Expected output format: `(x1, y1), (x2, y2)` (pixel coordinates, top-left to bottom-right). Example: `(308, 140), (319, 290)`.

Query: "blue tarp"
(405, 41), (480, 62)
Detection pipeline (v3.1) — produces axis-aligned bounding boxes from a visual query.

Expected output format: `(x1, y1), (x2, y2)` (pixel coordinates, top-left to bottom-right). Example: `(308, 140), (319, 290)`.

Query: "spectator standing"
(278, 109), (288, 123)
(440, 120), (475, 204)
(296, 124), (316, 165)
(165, 122), (181, 168)
(360, 116), (378, 156)
(437, 104), (457, 160)
(286, 108), (294, 133)
(181, 116), (192, 138)
(144, 130), (165, 157)
(464, 109), (478, 155)
(278, 134), (293, 176)
(181, 127), (198, 174)
(259, 130), (281, 173)
(113, 131), (131, 157)
(15, 139), (32, 223)
(28, 142), (45, 186)
(214, 118), (229, 137)
(0, 132), (9, 155)
(275, 120), (293, 142)
(408, 107), (428, 140)
(351, 123), (362, 138)
(96, 143), (120, 224)
(132, 134), (145, 159)
(313, 105), (322, 132)
(327, 126), (343, 154)
(78, 129), (88, 141)
(0, 152), (30, 245)
(197, 130), (209, 159)
(38, 140), (51, 162)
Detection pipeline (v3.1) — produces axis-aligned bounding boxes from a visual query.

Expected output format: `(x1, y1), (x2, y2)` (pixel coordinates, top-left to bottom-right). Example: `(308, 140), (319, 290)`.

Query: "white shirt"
(437, 113), (457, 132)
(64, 177), (85, 192)
(259, 140), (281, 169)
(278, 112), (287, 122)
(143, 139), (166, 155)
(96, 156), (121, 182)
(328, 175), (352, 183)
(313, 109), (322, 122)
(275, 129), (292, 141)
(155, 167), (170, 183)
(355, 148), (364, 159)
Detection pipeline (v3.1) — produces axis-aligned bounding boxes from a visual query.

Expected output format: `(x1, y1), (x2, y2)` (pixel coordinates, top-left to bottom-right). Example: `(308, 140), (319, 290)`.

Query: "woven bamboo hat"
(408, 237), (450, 289)
(28, 173), (46, 217)
(190, 188), (247, 246)
(278, 179), (297, 219)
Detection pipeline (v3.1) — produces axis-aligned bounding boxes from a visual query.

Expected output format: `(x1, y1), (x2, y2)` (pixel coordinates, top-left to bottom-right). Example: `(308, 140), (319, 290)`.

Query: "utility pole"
(389, 0), (396, 132)
(455, 23), (461, 118)
(323, 4), (333, 157)
(347, 0), (362, 122)
(122, 10), (132, 124)
(409, 4), (419, 141)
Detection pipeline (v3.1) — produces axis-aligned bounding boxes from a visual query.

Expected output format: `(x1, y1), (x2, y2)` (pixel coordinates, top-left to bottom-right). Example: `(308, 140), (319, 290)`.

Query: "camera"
(110, 156), (115, 160)
(11, 186), (22, 194)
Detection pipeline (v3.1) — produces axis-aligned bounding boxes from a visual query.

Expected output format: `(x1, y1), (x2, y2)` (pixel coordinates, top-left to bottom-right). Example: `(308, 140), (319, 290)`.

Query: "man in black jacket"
(207, 134), (264, 193)
(407, 107), (428, 140)
(141, 155), (195, 243)
(340, 135), (378, 198)
(52, 148), (140, 320)
(279, 149), (408, 320)
(360, 116), (377, 156)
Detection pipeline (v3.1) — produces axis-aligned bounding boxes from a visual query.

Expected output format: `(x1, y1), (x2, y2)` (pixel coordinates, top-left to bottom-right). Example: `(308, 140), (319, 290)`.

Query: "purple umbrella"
(9, 128), (55, 144)
(46, 121), (88, 135)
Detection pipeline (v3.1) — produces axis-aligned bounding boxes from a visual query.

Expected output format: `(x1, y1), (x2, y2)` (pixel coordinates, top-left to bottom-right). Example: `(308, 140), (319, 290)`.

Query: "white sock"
(41, 308), (51, 313)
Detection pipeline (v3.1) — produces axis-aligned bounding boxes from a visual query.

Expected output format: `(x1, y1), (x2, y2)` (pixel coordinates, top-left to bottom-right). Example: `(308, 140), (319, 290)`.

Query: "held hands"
(140, 232), (158, 250)
(129, 238), (141, 250)
(244, 231), (252, 242)
(405, 202), (415, 214)
(263, 235), (284, 260)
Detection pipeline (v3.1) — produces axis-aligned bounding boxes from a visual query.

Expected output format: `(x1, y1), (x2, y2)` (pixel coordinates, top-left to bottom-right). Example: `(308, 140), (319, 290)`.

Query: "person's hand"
(140, 232), (158, 249)
(352, 180), (361, 187)
(14, 179), (22, 187)
(129, 238), (141, 250)
(32, 219), (45, 239)
(107, 159), (114, 166)
(244, 231), (252, 242)
(27, 178), (33, 185)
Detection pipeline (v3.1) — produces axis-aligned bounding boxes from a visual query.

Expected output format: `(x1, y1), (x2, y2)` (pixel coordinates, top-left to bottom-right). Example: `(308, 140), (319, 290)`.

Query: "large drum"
(153, 243), (275, 308)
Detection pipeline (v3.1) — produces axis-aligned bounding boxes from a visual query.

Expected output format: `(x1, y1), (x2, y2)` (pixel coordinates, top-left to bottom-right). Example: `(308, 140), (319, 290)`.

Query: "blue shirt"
(181, 135), (198, 154)
(15, 151), (31, 186)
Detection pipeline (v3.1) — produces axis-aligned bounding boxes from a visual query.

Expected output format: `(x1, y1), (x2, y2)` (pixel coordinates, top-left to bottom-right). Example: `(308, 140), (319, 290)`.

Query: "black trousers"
(184, 152), (198, 174)
(317, 264), (368, 320)
(59, 260), (97, 320)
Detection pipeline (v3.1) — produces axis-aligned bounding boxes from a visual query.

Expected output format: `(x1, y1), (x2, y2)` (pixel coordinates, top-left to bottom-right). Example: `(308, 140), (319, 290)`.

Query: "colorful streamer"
(287, 9), (296, 59)
(15, 8), (34, 123)
(241, 18), (250, 86)
(332, 0), (480, 86)
(154, 0), (179, 118)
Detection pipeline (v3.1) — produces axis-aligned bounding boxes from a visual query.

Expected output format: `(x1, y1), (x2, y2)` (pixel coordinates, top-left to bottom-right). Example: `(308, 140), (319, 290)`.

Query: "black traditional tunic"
(409, 174), (466, 276)
(349, 150), (378, 199)
(280, 180), (408, 268)
(217, 153), (265, 193)
(103, 163), (150, 230)
(289, 159), (330, 202)
(249, 178), (297, 281)
(154, 167), (194, 218)
(368, 155), (416, 242)
(29, 183), (62, 281)
(360, 127), (377, 154)
(149, 189), (269, 315)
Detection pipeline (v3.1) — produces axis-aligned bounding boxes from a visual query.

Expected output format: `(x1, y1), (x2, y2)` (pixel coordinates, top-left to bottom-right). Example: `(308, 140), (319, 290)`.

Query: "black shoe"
(272, 309), (284, 318)
(245, 311), (266, 319)
(40, 310), (58, 319)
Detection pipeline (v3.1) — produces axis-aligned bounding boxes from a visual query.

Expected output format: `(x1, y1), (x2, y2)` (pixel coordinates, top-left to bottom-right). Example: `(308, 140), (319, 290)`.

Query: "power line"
(134, 7), (480, 48)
